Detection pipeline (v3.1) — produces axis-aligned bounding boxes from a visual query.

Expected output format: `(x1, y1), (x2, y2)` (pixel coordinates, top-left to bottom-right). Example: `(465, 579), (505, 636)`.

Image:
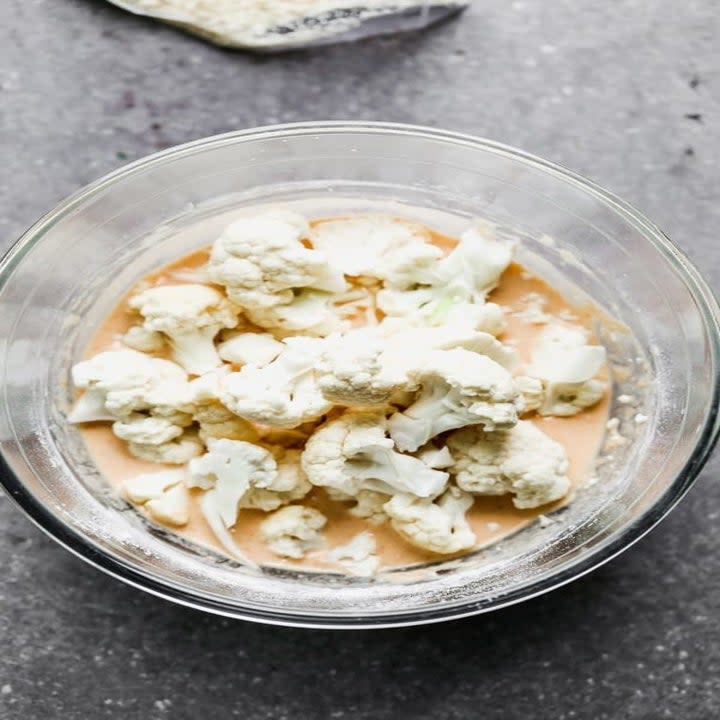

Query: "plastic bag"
(107, 0), (469, 51)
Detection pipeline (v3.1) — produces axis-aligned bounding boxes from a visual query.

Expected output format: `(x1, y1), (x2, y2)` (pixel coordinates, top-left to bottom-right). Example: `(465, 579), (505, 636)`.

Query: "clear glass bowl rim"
(1, 121), (719, 629)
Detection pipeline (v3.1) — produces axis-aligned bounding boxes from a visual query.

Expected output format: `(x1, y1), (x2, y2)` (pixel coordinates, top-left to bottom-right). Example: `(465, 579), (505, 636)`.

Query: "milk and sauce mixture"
(70, 212), (610, 575)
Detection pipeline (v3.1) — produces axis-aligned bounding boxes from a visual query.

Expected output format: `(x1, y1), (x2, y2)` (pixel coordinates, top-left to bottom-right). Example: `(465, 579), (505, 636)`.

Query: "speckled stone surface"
(1, 1), (719, 718)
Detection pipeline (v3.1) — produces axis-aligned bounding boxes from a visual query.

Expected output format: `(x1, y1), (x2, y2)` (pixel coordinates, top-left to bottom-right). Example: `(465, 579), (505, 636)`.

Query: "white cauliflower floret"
(317, 322), (516, 408)
(432, 222), (513, 297)
(178, 368), (259, 442)
(124, 467), (186, 503)
(185, 365), (228, 403)
(128, 433), (204, 464)
(445, 302), (507, 337)
(198, 491), (256, 567)
(193, 403), (259, 443)
(316, 328), (407, 405)
(324, 487), (391, 524)
(377, 289), (507, 336)
(187, 440), (311, 528)
(206, 211), (346, 316)
(376, 285), (435, 319)
(327, 531), (379, 576)
(310, 215), (442, 282)
(388, 348), (519, 452)
(244, 289), (344, 336)
(385, 323), (517, 370)
(241, 448), (312, 512)
(525, 325), (607, 416)
(447, 421), (571, 509)
(123, 468), (189, 526)
(376, 222), (512, 327)
(217, 332), (283, 366)
(348, 489), (392, 524)
(128, 284), (239, 375)
(220, 336), (332, 428)
(68, 349), (190, 423)
(380, 241), (445, 289)
(301, 410), (449, 499)
(145, 485), (191, 527)
(187, 438), (278, 527)
(260, 505), (327, 559)
(112, 415), (186, 445)
(567, 380), (606, 410)
(122, 325), (166, 353)
(69, 352), (250, 454)
(384, 486), (476, 554)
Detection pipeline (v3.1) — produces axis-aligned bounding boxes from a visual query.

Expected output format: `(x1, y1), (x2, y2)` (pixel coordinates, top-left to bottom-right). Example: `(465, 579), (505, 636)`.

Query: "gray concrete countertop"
(1, 1), (719, 718)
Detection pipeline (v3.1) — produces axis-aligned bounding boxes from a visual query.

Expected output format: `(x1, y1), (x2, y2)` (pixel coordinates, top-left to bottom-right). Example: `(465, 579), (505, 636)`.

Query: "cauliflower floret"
(388, 348), (519, 452)
(123, 468), (189, 526)
(385, 323), (517, 370)
(376, 223), (512, 328)
(193, 403), (259, 443)
(220, 336), (332, 428)
(188, 440), (311, 528)
(327, 531), (379, 576)
(445, 302), (507, 337)
(198, 490), (256, 566)
(122, 325), (166, 353)
(187, 438), (278, 527)
(217, 332), (283, 366)
(260, 505), (327, 559)
(317, 322), (516, 408)
(128, 284), (239, 375)
(447, 421), (571, 509)
(432, 222), (513, 297)
(525, 325), (607, 416)
(380, 240), (445, 289)
(324, 487), (391, 524)
(564, 379), (606, 411)
(244, 289), (345, 336)
(310, 215), (442, 282)
(112, 415), (186, 445)
(311, 215), (443, 288)
(376, 285), (435, 319)
(384, 486), (476, 554)
(206, 211), (346, 316)
(68, 349), (190, 423)
(128, 432), (204, 464)
(316, 328), (407, 405)
(145, 485), (191, 527)
(336, 219), (443, 291)
(241, 448), (312, 512)
(301, 410), (449, 499)
(348, 489), (392, 524)
(175, 368), (258, 442)
(124, 467), (186, 503)
(378, 288), (507, 334)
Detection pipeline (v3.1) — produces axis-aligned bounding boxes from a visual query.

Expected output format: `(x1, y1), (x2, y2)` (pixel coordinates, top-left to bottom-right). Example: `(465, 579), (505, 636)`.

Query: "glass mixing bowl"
(1, 123), (718, 628)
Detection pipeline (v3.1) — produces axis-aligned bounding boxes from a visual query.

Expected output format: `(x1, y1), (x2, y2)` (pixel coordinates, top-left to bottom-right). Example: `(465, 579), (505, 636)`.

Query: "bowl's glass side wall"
(0, 127), (717, 624)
